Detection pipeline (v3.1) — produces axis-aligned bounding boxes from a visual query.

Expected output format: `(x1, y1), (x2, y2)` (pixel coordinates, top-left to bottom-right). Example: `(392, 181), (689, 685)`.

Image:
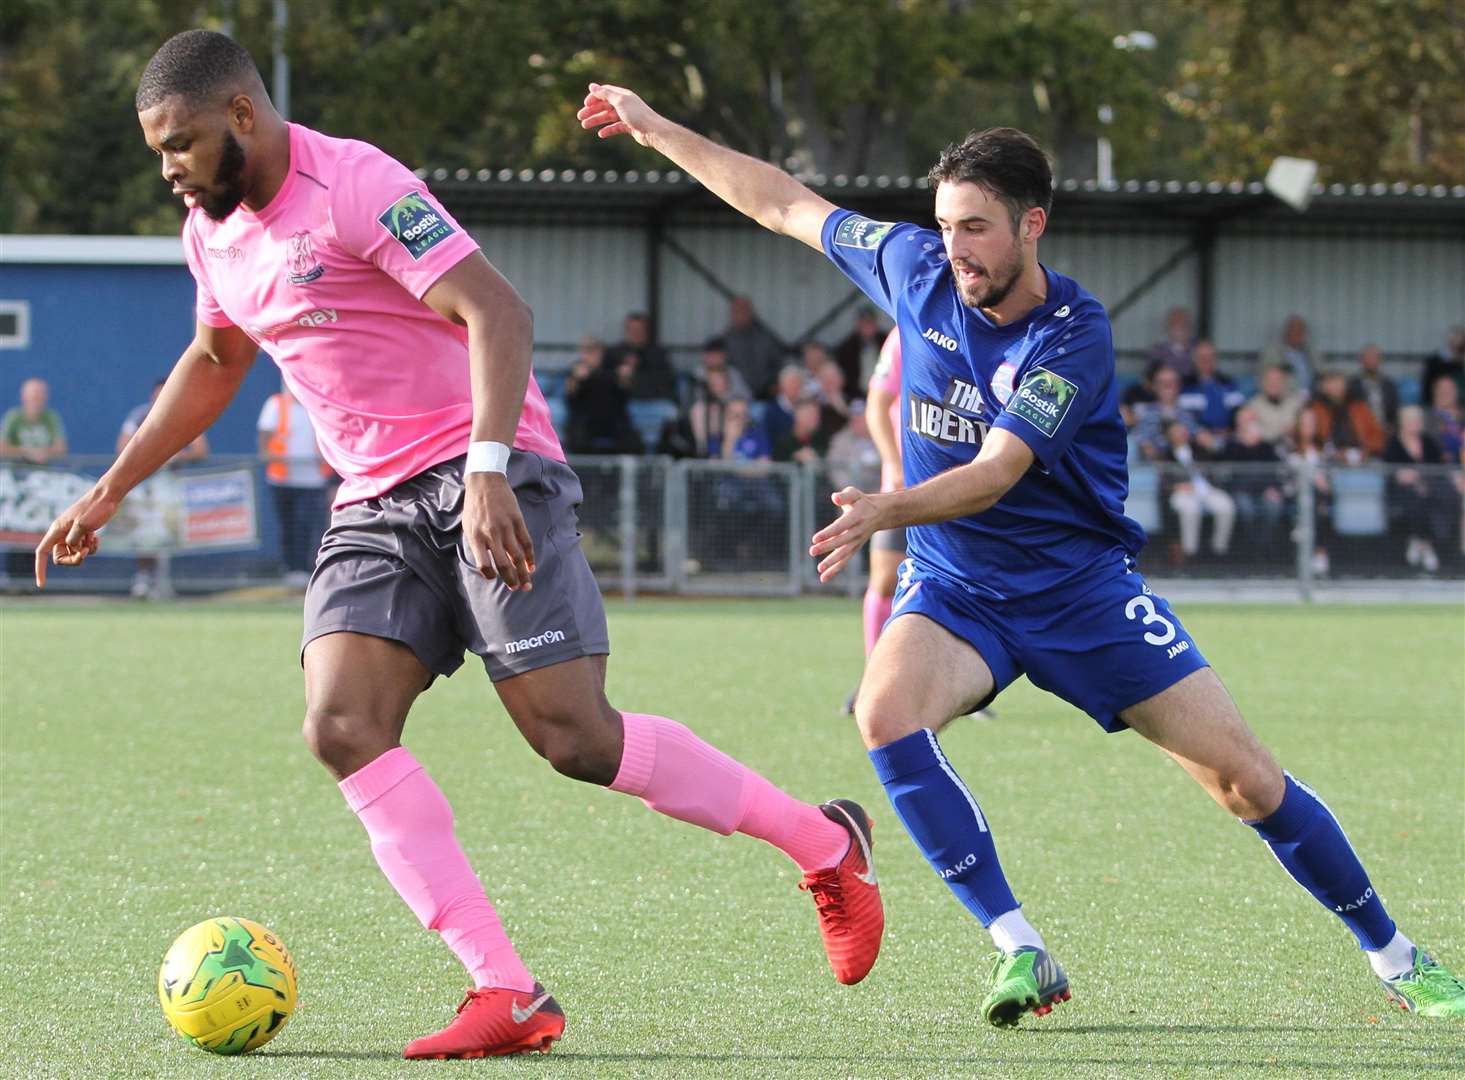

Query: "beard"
(197, 131), (248, 221)
(953, 238), (1025, 311)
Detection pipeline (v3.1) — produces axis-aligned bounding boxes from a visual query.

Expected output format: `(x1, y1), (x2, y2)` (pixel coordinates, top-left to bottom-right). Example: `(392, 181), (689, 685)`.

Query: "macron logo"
(505, 629), (566, 655)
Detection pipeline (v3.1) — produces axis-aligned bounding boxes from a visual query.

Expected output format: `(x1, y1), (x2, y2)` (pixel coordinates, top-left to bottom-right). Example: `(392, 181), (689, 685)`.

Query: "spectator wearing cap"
(723, 295), (784, 400)
(1244, 364), (1304, 450)
(0, 378), (67, 465)
(1261, 314), (1322, 396)
(1147, 306), (1197, 380)
(834, 306), (885, 397)
(1346, 344), (1400, 433)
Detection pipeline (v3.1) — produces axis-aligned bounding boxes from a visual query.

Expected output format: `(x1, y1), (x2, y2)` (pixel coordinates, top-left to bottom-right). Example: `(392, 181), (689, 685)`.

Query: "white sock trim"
(989, 908), (1046, 955)
(1366, 929), (1416, 980)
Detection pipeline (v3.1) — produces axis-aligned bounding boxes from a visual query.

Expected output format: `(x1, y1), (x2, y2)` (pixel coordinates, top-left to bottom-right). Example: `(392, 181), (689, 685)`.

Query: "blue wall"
(0, 263), (279, 455)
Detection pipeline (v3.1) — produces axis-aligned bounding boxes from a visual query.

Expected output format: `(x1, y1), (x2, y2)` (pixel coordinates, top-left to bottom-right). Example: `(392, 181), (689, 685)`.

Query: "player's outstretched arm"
(578, 83), (837, 251)
(33, 321), (256, 587)
(809, 429), (1034, 582)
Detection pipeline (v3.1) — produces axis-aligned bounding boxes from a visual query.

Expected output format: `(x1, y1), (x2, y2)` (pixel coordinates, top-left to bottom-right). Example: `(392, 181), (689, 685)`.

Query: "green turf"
(1, 598), (1462, 1078)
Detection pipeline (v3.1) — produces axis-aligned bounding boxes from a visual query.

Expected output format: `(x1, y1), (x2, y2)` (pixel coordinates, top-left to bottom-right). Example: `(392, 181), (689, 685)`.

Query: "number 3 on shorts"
(1124, 593), (1177, 647)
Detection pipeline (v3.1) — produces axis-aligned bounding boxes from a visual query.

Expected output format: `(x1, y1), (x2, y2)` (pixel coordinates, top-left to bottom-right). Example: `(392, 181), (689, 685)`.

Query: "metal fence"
(3, 455), (1461, 599)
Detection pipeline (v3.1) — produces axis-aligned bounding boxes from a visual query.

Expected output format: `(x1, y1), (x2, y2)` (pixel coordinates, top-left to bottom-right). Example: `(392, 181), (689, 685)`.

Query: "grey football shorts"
(302, 451), (609, 682)
(870, 526), (908, 553)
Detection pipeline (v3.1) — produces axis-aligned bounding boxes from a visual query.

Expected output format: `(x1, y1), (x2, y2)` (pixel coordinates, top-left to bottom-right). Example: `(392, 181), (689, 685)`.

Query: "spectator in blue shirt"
(1179, 340), (1246, 441)
(1134, 367), (1209, 461)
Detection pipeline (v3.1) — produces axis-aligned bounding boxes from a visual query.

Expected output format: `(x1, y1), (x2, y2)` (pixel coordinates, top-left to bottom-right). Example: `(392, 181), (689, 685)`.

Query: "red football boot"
(799, 799), (885, 985)
(402, 982), (564, 1059)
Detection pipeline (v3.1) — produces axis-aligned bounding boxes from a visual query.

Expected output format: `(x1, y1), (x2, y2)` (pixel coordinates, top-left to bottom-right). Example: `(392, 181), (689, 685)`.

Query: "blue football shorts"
(887, 551), (1208, 732)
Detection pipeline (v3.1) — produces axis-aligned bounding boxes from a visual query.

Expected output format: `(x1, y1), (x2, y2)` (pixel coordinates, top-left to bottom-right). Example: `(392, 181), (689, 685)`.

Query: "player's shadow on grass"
(257, 1049), (399, 1061)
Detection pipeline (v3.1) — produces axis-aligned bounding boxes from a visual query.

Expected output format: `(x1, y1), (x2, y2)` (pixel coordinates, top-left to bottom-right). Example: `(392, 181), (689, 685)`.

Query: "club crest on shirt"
(377, 191), (456, 259)
(992, 361), (1019, 405)
(285, 230), (326, 284)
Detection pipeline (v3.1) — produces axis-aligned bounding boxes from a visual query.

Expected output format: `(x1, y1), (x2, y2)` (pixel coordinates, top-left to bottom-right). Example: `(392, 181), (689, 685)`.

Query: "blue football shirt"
(821, 209), (1146, 599)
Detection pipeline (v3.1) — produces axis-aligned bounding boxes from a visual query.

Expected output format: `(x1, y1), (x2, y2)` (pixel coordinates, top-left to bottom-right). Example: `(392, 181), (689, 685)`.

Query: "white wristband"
(465, 440), (511, 474)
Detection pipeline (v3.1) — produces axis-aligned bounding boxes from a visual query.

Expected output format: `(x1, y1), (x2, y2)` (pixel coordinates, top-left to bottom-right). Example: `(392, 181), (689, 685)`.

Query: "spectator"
(563, 336), (642, 454)
(695, 336), (752, 402)
(1306, 369), (1385, 463)
(1346, 344), (1400, 433)
(688, 367), (739, 458)
(0, 378), (67, 464)
(826, 400), (881, 491)
(1422, 325), (1465, 408)
(1426, 376), (1463, 461)
(1385, 405), (1457, 574)
(1119, 360), (1159, 431)
(1133, 367), (1210, 460)
(1179, 340), (1245, 440)
(834, 306), (885, 396)
(723, 295), (785, 400)
(1219, 407), (1288, 552)
(772, 398), (829, 464)
(1244, 364), (1304, 449)
(1291, 407), (1334, 577)
(605, 311), (678, 401)
(764, 365), (806, 446)
(1261, 314), (1321, 395)
(1147, 306), (1196, 380)
(800, 340), (833, 397)
(813, 357), (852, 436)
(709, 396), (770, 462)
(257, 381), (331, 587)
(1162, 419), (1235, 559)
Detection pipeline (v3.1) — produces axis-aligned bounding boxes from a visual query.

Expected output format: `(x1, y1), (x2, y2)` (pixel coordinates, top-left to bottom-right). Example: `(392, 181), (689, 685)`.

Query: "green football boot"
(1380, 948), (1465, 1018)
(981, 947), (1070, 1028)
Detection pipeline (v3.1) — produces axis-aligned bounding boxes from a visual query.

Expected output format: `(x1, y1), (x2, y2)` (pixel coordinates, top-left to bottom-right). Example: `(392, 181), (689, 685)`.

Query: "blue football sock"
(868, 728), (1019, 925)
(1244, 773), (1396, 950)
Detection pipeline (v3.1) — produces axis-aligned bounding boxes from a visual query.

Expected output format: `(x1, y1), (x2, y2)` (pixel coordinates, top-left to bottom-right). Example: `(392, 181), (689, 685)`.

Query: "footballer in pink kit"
(34, 30), (885, 1059)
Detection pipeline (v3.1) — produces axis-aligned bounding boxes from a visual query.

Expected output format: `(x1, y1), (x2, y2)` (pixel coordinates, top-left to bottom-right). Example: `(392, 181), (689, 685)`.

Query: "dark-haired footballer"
(34, 31), (888, 1059)
(579, 83), (1465, 1024)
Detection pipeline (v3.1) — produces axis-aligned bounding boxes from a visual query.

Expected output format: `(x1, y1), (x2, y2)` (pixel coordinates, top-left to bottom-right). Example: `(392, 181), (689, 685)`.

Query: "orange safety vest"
(265, 394), (331, 482)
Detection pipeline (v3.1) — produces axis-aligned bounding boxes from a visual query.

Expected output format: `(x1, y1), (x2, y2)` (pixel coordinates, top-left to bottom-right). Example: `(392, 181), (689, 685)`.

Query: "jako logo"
(922, 327), (958, 352)
(505, 629), (566, 654)
(939, 852), (977, 879)
(1336, 887), (1374, 912)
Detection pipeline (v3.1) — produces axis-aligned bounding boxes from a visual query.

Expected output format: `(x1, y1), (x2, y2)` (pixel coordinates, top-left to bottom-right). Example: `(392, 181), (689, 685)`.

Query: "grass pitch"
(1, 597), (1462, 1079)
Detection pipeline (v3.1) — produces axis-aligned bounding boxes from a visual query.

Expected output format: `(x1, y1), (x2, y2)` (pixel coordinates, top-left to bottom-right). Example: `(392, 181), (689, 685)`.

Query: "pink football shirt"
(183, 123), (563, 506)
(870, 327), (903, 492)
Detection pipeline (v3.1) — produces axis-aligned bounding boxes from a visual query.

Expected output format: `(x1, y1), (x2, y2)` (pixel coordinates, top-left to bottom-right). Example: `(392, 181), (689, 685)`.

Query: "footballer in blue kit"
(580, 83), (1465, 1022)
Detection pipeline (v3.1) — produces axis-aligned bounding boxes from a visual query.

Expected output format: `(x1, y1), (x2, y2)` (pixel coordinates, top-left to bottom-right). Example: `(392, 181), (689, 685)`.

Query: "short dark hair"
(135, 30), (261, 111)
(927, 128), (1053, 226)
(703, 336), (727, 353)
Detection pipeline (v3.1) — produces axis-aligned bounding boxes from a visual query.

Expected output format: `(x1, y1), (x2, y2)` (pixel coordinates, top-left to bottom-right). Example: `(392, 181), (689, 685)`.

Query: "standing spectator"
(826, 400), (881, 492)
(1179, 340), (1245, 441)
(1261, 314), (1322, 395)
(1346, 344), (1400, 433)
(1133, 368), (1210, 460)
(563, 336), (642, 454)
(1219, 407), (1288, 553)
(772, 398), (829, 464)
(1384, 405), (1457, 574)
(1147, 306), (1196, 380)
(764, 365), (806, 446)
(257, 381), (331, 587)
(1426, 376), (1463, 461)
(1245, 364), (1304, 450)
(0, 378), (67, 464)
(1306, 369), (1385, 463)
(606, 311), (679, 450)
(1292, 408), (1335, 577)
(1422, 325), (1464, 409)
(834, 306), (884, 397)
(1162, 420), (1235, 559)
(723, 295), (784, 400)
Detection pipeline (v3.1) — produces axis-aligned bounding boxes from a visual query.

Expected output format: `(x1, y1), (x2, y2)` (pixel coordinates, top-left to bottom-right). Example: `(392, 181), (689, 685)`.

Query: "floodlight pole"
(272, 0), (290, 121)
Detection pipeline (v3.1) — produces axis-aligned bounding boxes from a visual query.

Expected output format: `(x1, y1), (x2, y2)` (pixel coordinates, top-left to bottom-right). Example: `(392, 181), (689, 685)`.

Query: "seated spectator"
(1422, 325), (1464, 409)
(0, 377), (67, 464)
(834, 306), (885, 397)
(764, 365), (806, 446)
(563, 336), (642, 454)
(1426, 375), (1463, 460)
(813, 357), (852, 436)
(800, 340), (832, 397)
(1347, 344), (1399, 433)
(695, 336), (752, 402)
(773, 398), (829, 464)
(1219, 407), (1288, 552)
(1162, 419), (1235, 558)
(1133, 367), (1212, 460)
(1120, 360), (1159, 430)
(1306, 369), (1384, 463)
(1385, 405), (1458, 574)
(724, 295), (784, 400)
(1147, 306), (1196, 380)
(689, 366), (739, 457)
(1261, 313), (1321, 395)
(826, 400), (881, 491)
(707, 396), (770, 461)
(1245, 364), (1304, 450)
(605, 311), (678, 401)
(1179, 340), (1245, 441)
(1290, 408), (1334, 577)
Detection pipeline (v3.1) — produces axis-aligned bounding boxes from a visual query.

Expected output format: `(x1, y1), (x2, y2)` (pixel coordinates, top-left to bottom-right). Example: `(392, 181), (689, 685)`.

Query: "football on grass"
(158, 916), (297, 1054)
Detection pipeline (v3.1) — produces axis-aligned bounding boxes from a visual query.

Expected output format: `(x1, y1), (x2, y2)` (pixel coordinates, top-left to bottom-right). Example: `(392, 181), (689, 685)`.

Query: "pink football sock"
(863, 587), (893, 656)
(611, 712), (849, 872)
(339, 747), (535, 992)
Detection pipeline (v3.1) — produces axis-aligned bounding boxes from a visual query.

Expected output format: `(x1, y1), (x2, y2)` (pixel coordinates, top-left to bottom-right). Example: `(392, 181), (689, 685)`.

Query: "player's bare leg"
(303, 632), (561, 1058)
(1123, 667), (1465, 1017)
(857, 614), (1069, 1025)
(495, 653), (885, 985)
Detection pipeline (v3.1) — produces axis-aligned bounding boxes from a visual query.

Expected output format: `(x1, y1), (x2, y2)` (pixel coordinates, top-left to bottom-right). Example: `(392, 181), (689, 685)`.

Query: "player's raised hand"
(577, 83), (663, 146)
(462, 472), (536, 591)
(810, 487), (885, 583)
(33, 488), (118, 588)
